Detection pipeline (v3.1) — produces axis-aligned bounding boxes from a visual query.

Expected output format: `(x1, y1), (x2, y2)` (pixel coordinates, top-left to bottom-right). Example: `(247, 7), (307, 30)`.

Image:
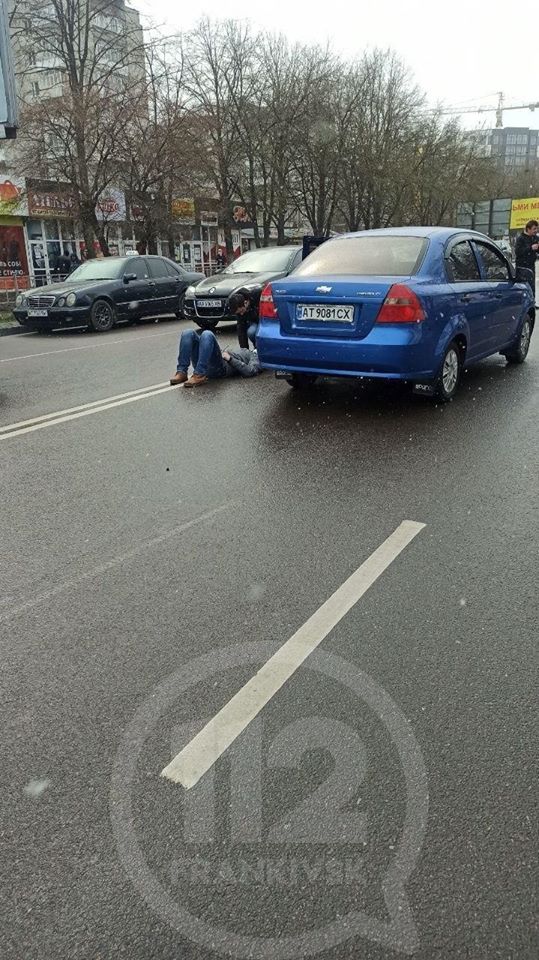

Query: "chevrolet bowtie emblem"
(316, 285), (332, 293)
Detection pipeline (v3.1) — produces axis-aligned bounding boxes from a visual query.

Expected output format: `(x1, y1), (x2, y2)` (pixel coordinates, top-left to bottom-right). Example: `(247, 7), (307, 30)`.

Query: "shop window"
(27, 219), (44, 240)
(45, 219), (60, 240)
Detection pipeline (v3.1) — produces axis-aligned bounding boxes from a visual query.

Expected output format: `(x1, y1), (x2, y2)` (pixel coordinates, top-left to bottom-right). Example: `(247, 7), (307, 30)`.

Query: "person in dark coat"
(514, 219), (539, 299)
(54, 252), (71, 279)
(227, 288), (259, 349)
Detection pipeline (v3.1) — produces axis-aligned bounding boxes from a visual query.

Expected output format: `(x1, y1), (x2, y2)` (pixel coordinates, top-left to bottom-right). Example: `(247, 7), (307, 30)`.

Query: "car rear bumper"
(13, 306), (92, 330)
(257, 324), (439, 380)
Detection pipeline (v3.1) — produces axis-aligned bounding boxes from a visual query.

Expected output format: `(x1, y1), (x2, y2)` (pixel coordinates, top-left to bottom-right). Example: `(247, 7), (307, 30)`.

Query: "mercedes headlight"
(15, 293), (25, 306)
(57, 297), (66, 307)
(185, 285), (196, 298)
(66, 292), (77, 307)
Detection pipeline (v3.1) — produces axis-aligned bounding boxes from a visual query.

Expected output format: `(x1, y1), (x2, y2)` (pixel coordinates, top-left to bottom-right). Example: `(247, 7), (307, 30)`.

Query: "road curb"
(0, 325), (28, 337)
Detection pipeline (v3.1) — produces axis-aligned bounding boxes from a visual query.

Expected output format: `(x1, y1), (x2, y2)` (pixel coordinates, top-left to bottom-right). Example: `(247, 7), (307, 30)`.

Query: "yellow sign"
(510, 197), (539, 230)
(171, 198), (195, 222)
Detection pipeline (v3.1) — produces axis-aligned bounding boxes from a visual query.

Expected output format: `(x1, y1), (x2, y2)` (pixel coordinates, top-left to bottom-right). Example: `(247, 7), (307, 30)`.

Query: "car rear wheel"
(432, 341), (462, 402)
(285, 373), (317, 390)
(503, 315), (533, 364)
(89, 299), (116, 333)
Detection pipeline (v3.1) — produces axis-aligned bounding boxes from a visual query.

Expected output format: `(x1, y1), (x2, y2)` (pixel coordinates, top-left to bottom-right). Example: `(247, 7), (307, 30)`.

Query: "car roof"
(334, 227), (493, 242)
(240, 245), (300, 252)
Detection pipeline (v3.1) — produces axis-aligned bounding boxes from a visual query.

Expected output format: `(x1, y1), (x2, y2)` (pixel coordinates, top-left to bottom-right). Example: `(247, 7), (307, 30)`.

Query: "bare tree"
(180, 17), (250, 259)
(9, 0), (147, 255)
(117, 41), (201, 255)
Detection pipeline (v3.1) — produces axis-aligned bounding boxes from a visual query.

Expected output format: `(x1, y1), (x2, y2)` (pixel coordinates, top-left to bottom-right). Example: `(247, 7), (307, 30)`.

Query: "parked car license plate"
(197, 299), (221, 308)
(296, 303), (354, 322)
(28, 309), (49, 317)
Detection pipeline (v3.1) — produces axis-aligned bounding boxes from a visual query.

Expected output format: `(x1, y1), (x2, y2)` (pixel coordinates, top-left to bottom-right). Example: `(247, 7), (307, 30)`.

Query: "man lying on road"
(170, 329), (261, 388)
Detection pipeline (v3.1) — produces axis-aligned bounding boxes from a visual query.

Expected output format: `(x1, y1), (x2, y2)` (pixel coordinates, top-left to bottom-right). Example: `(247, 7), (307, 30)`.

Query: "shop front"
(0, 175), (31, 293)
(26, 180), (82, 285)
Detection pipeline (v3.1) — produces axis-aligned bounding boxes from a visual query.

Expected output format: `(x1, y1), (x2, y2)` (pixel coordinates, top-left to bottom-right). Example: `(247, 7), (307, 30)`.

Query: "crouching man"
(170, 328), (260, 387)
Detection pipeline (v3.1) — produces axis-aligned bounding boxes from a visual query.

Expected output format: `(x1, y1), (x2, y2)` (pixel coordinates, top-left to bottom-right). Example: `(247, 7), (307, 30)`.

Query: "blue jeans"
(237, 318), (258, 349)
(247, 322), (257, 348)
(176, 329), (227, 378)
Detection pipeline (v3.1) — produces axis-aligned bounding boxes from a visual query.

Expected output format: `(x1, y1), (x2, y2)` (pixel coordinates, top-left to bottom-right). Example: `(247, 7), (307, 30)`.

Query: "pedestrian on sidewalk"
(227, 289), (259, 349)
(515, 219), (539, 300)
(170, 328), (261, 387)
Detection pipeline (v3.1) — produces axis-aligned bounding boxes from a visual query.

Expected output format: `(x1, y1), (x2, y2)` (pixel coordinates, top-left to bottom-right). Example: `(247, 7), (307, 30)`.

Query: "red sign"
(0, 223), (30, 289)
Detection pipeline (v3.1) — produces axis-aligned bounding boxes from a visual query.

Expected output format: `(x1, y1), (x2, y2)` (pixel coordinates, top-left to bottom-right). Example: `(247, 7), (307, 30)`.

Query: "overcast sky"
(135, 0), (537, 130)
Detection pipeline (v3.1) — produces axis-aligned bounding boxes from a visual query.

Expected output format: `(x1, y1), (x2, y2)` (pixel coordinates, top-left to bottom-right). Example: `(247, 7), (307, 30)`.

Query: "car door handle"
(458, 294), (473, 303)
(492, 294), (503, 300)
(148, 280), (156, 287)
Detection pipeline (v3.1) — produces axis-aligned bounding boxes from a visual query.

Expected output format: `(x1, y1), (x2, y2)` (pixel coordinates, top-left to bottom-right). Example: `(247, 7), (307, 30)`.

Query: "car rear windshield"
(68, 260), (123, 281)
(223, 248), (295, 275)
(294, 236), (428, 277)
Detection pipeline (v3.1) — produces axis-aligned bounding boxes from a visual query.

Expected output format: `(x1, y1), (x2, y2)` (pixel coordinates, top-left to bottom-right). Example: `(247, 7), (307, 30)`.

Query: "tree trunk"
(222, 205), (234, 259)
(79, 200), (97, 259)
(95, 224), (111, 257)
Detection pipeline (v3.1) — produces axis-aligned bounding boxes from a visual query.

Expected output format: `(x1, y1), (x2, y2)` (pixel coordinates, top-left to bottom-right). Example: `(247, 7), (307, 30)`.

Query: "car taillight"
(377, 284), (425, 324)
(259, 283), (277, 319)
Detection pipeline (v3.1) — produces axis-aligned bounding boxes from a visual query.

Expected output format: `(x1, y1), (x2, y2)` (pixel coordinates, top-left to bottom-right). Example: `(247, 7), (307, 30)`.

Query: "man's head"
(227, 289), (251, 316)
(525, 219), (538, 236)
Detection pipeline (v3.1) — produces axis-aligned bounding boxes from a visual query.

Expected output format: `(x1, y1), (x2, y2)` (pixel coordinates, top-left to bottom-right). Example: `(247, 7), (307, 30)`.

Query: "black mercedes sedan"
(183, 245), (302, 330)
(13, 255), (204, 333)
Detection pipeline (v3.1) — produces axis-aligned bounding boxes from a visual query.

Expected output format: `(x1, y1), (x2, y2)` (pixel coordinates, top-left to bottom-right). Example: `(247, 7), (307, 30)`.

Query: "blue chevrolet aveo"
(257, 227), (535, 401)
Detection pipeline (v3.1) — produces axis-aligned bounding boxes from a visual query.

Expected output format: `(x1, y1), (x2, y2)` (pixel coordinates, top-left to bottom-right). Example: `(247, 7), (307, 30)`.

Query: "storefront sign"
(232, 203), (255, 228)
(200, 210), (218, 226)
(510, 197), (539, 230)
(0, 217), (30, 289)
(28, 183), (79, 218)
(96, 188), (126, 222)
(171, 198), (196, 223)
(0, 177), (28, 216)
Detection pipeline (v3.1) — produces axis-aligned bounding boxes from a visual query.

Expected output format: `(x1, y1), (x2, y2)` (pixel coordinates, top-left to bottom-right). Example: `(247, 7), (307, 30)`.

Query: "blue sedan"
(257, 227), (535, 401)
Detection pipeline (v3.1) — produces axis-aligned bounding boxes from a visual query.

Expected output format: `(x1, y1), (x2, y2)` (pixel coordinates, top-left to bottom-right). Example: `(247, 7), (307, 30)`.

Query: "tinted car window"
(474, 243), (511, 282)
(222, 248), (298, 275)
(293, 236), (428, 277)
(291, 249), (303, 270)
(69, 259), (123, 281)
(147, 258), (169, 279)
(125, 258), (148, 280)
(164, 259), (183, 277)
(447, 241), (480, 282)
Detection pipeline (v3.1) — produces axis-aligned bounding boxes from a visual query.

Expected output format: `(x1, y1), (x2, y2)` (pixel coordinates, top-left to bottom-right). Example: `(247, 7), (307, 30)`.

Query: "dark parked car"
(13, 256), (204, 333)
(183, 245), (302, 330)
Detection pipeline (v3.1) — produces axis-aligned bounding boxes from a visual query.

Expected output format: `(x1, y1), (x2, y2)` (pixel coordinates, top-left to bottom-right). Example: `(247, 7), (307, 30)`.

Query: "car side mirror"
(123, 273), (137, 283)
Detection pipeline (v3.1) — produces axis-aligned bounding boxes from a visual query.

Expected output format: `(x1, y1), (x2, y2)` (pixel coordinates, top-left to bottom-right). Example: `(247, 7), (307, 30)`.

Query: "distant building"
(7, 0), (145, 104)
(464, 127), (539, 171)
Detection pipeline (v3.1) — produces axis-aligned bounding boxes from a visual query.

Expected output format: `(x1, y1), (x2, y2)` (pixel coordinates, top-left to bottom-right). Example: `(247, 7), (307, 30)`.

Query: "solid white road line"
(0, 381), (170, 433)
(0, 383), (178, 439)
(161, 519), (426, 789)
(0, 328), (178, 363)
(0, 502), (234, 622)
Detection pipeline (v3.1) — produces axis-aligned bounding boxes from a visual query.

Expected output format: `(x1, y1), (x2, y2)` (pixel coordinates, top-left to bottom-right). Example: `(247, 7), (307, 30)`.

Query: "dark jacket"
(223, 348), (260, 378)
(515, 232), (537, 271)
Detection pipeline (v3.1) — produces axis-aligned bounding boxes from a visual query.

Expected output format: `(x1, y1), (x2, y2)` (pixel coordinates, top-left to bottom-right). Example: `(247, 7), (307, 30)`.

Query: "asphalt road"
(1, 318), (537, 960)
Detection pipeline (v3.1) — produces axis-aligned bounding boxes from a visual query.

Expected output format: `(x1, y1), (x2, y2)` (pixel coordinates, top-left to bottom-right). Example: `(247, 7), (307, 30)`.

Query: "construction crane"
(434, 92), (539, 128)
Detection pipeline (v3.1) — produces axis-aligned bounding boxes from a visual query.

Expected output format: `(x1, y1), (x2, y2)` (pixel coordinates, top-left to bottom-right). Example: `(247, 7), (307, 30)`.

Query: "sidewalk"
(0, 312), (25, 337)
